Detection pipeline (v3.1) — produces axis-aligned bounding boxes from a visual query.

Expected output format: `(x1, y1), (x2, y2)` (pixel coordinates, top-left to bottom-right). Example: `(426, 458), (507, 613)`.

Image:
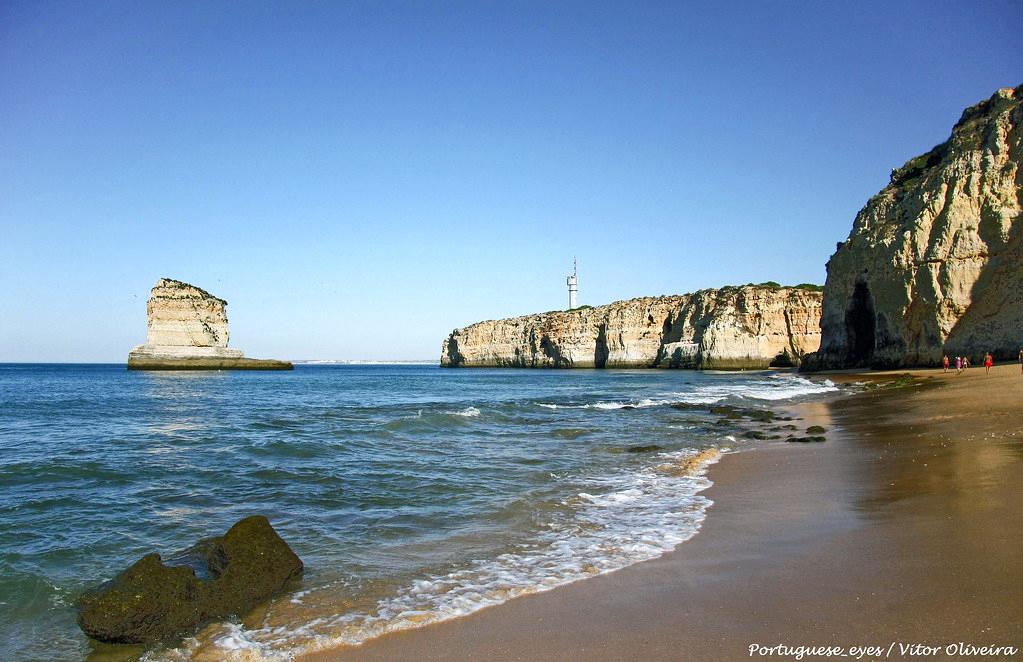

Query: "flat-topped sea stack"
(441, 284), (823, 369)
(805, 84), (1022, 370)
(128, 278), (292, 370)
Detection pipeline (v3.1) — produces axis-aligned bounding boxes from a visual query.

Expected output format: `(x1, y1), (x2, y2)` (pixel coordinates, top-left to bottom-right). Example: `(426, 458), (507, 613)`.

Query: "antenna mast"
(566, 257), (578, 309)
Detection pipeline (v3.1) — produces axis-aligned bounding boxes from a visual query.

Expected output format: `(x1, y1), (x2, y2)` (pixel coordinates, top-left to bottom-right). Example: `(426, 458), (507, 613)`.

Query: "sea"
(0, 363), (839, 661)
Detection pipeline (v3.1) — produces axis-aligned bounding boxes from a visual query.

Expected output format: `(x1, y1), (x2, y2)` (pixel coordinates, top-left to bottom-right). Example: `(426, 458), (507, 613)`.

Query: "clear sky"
(2, 1), (1021, 362)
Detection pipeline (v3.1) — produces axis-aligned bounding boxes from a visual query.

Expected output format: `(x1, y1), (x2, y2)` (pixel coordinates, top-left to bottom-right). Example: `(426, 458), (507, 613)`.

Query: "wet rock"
(626, 444), (664, 453)
(745, 409), (776, 423)
(806, 425), (827, 434)
(743, 430), (769, 440)
(786, 435), (826, 443)
(709, 406), (743, 419)
(78, 516), (302, 644)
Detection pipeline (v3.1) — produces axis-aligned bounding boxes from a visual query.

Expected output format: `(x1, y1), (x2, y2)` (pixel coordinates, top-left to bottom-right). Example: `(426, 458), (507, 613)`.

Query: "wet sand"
(303, 364), (1023, 661)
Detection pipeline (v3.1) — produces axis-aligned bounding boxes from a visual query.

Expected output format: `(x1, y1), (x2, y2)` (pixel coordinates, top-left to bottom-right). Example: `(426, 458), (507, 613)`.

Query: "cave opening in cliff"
(844, 281), (876, 366)
(594, 324), (609, 369)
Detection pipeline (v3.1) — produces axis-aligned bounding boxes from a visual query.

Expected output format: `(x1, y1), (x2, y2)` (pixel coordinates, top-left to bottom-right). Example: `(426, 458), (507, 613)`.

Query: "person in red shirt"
(984, 352), (994, 375)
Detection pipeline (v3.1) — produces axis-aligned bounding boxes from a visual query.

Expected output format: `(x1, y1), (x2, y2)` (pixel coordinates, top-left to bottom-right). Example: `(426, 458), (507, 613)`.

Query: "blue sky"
(2, 1), (1021, 361)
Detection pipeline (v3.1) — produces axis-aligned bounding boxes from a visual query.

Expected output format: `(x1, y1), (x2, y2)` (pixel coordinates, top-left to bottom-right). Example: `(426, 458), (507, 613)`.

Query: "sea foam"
(153, 448), (722, 661)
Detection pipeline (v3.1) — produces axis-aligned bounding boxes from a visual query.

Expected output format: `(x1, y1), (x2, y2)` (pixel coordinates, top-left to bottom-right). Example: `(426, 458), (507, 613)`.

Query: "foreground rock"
(441, 284), (822, 369)
(806, 84), (1022, 370)
(78, 516), (303, 644)
(128, 278), (292, 370)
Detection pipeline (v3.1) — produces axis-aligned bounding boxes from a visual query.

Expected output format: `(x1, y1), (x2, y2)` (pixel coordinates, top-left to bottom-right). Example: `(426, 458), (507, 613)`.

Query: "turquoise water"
(0, 364), (838, 661)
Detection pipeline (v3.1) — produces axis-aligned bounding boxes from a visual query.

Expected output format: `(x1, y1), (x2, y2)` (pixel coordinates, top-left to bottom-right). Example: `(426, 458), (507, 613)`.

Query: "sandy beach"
(303, 364), (1023, 661)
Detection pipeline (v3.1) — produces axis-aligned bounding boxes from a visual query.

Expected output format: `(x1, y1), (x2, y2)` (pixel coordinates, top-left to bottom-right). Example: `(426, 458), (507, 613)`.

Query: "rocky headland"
(807, 84), (1022, 369)
(441, 284), (823, 369)
(127, 278), (292, 370)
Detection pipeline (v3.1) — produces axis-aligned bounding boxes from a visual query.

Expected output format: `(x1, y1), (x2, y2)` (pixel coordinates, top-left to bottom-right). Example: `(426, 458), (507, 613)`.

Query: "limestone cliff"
(441, 285), (823, 369)
(145, 278), (230, 348)
(807, 84), (1023, 369)
(128, 278), (291, 370)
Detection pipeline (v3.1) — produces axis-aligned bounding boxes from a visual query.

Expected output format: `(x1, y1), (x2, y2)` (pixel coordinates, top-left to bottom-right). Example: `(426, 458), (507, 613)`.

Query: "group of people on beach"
(943, 349), (1023, 375)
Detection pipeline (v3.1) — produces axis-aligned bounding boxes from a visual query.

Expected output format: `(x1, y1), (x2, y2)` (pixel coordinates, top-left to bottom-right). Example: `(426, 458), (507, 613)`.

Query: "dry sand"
(303, 364), (1023, 661)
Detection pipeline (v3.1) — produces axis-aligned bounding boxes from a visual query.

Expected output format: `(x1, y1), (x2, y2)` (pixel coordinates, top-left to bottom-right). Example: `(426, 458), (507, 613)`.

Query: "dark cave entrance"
(844, 281), (876, 366)
(594, 324), (609, 368)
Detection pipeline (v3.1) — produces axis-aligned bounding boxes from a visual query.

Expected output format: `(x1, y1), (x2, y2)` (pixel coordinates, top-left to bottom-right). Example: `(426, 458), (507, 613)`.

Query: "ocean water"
(0, 364), (838, 661)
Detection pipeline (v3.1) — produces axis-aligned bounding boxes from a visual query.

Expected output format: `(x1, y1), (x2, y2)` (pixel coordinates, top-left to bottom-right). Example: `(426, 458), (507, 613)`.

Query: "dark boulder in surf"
(626, 444), (664, 453)
(77, 515), (303, 644)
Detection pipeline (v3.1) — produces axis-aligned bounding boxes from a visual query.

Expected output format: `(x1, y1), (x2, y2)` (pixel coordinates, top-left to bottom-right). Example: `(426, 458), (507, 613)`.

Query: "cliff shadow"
(594, 324), (609, 369)
(844, 281), (877, 367)
(945, 204), (1023, 361)
(444, 337), (464, 367)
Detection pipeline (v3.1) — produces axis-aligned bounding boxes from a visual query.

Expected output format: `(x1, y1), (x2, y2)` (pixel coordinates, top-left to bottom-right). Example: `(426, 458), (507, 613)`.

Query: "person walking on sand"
(956, 356), (962, 374)
(943, 355), (949, 373)
(964, 355), (970, 370)
(1019, 348), (1022, 375)
(984, 352), (994, 375)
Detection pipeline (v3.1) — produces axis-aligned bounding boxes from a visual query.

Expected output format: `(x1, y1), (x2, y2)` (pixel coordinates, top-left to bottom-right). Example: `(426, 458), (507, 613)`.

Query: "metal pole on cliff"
(567, 257), (578, 310)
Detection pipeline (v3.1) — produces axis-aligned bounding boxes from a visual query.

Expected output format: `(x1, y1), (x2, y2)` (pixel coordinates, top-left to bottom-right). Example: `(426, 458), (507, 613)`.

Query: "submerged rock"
(77, 516), (303, 644)
(625, 444), (664, 453)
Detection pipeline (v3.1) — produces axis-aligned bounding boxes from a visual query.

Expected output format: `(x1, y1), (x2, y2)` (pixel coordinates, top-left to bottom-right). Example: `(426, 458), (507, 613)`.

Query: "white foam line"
(444, 407), (481, 418)
(151, 450), (724, 661)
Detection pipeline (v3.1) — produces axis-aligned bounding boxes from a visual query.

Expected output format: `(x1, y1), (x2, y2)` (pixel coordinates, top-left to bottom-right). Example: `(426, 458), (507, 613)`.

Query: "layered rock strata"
(441, 285), (823, 369)
(128, 278), (292, 370)
(807, 84), (1023, 369)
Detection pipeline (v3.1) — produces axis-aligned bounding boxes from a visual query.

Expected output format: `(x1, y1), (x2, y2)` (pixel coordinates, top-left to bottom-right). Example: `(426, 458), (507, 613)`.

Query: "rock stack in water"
(77, 516), (303, 644)
(127, 278), (292, 370)
(806, 84), (1023, 369)
(441, 284), (823, 369)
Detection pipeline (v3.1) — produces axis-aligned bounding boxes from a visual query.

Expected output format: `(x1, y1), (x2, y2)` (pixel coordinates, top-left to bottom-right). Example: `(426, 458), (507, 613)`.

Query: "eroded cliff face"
(441, 286), (822, 369)
(128, 278), (291, 370)
(145, 278), (231, 348)
(808, 85), (1023, 369)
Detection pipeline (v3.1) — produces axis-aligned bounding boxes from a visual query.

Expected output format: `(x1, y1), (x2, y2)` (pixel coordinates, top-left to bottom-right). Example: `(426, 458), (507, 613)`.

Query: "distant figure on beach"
(1019, 348), (1022, 374)
(984, 352), (994, 375)
(955, 356), (962, 374)
(942, 355), (949, 373)
(963, 356), (970, 370)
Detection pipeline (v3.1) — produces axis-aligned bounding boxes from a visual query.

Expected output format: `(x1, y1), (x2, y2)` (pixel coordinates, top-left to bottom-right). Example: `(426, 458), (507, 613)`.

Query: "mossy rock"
(709, 406), (742, 419)
(77, 516), (303, 644)
(786, 435), (826, 443)
(743, 430), (769, 440)
(745, 409), (776, 423)
(806, 425), (827, 434)
(626, 444), (664, 453)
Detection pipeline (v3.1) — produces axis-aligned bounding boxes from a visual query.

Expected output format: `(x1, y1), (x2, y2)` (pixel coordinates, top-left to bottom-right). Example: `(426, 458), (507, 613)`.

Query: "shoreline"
(301, 364), (1022, 661)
